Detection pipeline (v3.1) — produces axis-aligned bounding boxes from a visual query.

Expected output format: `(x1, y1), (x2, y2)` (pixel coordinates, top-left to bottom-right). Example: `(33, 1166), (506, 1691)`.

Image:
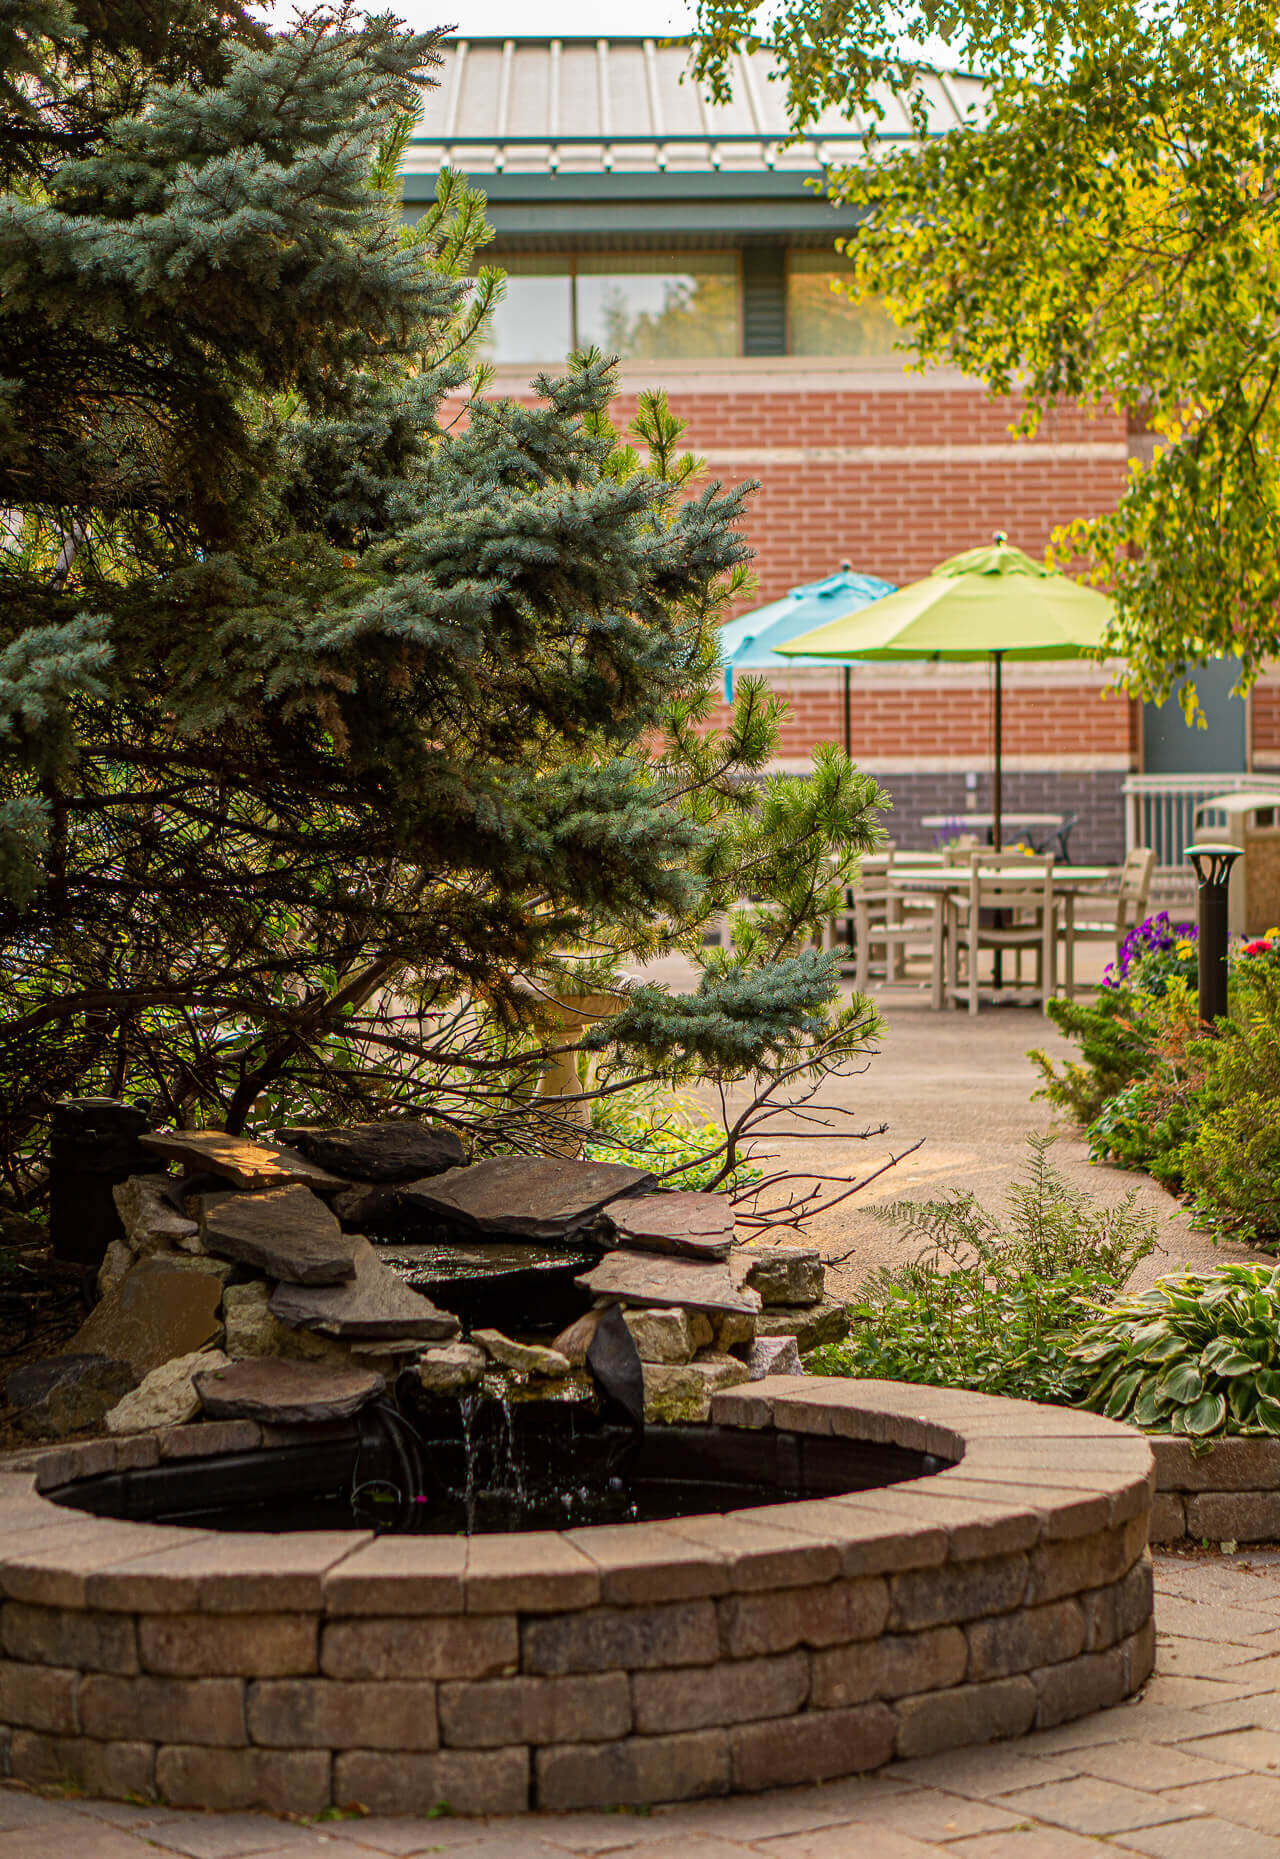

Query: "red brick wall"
(705, 679), (1133, 763)
(601, 383), (1129, 602)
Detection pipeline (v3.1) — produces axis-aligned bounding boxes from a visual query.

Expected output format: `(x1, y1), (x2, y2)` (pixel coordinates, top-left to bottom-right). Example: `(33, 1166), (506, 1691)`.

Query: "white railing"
(1124, 773), (1280, 870)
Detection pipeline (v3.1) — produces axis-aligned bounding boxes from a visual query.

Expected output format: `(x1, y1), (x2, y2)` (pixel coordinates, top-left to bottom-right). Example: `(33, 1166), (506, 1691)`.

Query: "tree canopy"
(694, 0), (1280, 706)
(0, 0), (883, 1201)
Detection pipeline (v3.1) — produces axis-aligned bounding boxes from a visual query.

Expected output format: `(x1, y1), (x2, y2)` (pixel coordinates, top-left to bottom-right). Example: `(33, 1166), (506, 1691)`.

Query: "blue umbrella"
(719, 566), (896, 753)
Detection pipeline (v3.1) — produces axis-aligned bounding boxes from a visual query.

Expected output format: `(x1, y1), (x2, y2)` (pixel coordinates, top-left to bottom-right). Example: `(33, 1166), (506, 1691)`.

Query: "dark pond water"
(50, 1389), (946, 1536)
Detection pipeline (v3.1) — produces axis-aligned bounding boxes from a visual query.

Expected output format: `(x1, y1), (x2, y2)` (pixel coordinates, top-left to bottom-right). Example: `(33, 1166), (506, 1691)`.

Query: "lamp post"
(1186, 843), (1242, 1024)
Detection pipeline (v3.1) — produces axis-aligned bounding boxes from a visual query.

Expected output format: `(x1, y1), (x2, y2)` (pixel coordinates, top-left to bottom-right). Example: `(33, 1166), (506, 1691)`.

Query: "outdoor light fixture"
(1186, 842), (1242, 1024)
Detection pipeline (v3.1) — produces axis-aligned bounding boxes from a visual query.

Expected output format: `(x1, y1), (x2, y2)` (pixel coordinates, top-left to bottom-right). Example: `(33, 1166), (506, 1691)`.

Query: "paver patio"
(0, 1547), (1278, 1858)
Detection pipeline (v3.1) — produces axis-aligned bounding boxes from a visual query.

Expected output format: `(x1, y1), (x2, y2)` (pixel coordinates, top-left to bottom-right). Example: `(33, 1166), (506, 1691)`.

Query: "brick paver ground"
(7, 1547), (1280, 1858)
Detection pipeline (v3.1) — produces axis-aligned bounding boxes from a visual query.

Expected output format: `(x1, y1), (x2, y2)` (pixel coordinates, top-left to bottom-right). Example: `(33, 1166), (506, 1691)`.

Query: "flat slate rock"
(378, 1240), (597, 1287)
(195, 1357), (385, 1425)
(276, 1120), (465, 1184)
(401, 1156), (655, 1242)
(331, 1182), (406, 1232)
(269, 1237), (460, 1341)
(140, 1130), (345, 1193)
(585, 1304), (645, 1428)
(200, 1185), (356, 1286)
(603, 1190), (734, 1261)
(577, 1249), (761, 1318)
(65, 1256), (224, 1382)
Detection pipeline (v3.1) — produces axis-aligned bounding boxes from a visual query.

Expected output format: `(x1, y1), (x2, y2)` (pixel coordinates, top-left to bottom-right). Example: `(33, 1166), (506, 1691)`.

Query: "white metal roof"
(405, 37), (984, 177)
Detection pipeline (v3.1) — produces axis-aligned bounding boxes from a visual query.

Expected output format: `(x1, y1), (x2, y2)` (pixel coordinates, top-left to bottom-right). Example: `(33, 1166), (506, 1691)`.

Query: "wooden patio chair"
(944, 852), (1058, 1015)
(1059, 847), (1156, 998)
(845, 853), (943, 1002)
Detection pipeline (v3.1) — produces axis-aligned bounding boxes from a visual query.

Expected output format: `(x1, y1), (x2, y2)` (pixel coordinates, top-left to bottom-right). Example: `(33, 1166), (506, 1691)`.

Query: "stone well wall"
(1150, 1436), (1280, 1545)
(0, 1379), (1154, 1816)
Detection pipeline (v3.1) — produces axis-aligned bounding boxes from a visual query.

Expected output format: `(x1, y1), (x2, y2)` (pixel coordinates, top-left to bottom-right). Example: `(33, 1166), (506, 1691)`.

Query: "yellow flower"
(1175, 940), (1195, 957)
(1267, 927), (1280, 941)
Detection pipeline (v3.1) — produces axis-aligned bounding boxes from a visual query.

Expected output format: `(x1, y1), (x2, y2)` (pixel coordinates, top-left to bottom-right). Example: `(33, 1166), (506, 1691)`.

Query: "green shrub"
(1073, 1263), (1280, 1435)
(1085, 1073), (1193, 1188)
(1029, 915), (1196, 1129)
(1081, 978), (1202, 1189)
(810, 1137), (1155, 1403)
(584, 1089), (763, 1194)
(1030, 987), (1156, 1126)
(1169, 963), (1280, 1245)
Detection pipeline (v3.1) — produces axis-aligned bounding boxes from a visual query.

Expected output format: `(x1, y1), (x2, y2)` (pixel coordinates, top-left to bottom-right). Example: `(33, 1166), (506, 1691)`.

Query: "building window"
(575, 254), (739, 359)
(479, 257), (574, 366)
(476, 249), (899, 363)
(786, 252), (900, 357)
(478, 253), (740, 364)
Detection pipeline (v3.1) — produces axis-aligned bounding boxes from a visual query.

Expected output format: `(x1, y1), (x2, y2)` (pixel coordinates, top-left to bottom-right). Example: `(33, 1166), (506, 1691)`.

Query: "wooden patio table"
(891, 865), (1113, 1007)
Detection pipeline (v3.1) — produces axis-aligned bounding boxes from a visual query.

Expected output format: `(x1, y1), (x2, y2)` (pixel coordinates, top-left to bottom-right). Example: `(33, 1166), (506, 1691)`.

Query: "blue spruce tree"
(0, 2), (884, 1199)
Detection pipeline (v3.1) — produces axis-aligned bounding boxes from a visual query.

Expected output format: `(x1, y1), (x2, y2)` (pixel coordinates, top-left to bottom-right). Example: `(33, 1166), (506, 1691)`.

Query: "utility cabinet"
(1194, 792), (1280, 937)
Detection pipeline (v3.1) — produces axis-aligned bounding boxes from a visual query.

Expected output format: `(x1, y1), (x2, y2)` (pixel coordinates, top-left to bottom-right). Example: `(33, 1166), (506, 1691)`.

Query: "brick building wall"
(587, 363), (1131, 601)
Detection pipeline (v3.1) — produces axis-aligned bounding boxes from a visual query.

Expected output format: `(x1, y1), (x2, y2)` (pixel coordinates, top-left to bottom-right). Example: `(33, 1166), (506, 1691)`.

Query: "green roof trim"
(401, 167), (864, 236)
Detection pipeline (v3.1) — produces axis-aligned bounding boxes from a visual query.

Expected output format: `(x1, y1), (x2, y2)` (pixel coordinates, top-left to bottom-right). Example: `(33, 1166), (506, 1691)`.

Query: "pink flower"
(1244, 939), (1274, 956)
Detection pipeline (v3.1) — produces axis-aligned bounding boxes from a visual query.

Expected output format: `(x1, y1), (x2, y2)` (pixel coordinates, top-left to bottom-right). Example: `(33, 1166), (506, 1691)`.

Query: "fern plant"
(810, 1136), (1156, 1402)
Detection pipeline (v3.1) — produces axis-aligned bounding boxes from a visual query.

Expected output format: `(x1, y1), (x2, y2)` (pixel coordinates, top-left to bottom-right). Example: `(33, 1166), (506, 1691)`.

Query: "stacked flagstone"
(8, 1118), (845, 1439)
(577, 1219), (849, 1422)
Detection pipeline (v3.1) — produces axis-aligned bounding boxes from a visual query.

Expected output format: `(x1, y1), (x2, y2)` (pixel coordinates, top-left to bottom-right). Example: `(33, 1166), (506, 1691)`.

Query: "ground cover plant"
(584, 1087), (765, 1194)
(0, 1), (887, 1219)
(810, 1137), (1156, 1403)
(812, 1133), (1280, 1439)
(1073, 1263), (1280, 1436)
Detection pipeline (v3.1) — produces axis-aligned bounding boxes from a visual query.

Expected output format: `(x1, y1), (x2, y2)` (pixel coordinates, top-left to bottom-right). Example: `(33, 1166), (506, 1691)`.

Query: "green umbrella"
(777, 533), (1113, 850)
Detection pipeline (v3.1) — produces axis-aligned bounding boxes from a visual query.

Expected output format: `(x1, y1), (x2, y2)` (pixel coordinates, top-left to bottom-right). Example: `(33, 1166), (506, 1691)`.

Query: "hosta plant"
(1072, 1263), (1280, 1436)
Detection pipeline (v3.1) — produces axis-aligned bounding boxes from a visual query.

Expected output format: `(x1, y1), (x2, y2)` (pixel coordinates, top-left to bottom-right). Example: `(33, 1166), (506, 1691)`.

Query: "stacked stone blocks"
(1148, 1435), (1280, 1544)
(0, 1378), (1154, 1815)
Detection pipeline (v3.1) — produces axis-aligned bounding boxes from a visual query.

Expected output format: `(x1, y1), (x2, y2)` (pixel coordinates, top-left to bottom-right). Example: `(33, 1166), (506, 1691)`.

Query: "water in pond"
(378, 1241), (598, 1334)
(49, 1383), (946, 1535)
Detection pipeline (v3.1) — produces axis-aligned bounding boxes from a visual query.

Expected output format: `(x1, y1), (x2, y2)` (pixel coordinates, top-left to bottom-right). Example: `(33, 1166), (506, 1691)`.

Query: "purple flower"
(1103, 913), (1197, 989)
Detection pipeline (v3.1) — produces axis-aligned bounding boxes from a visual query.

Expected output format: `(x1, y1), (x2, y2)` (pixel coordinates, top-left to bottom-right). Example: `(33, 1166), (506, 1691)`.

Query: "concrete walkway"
(778, 986), (1254, 1302)
(5, 1549), (1280, 1857)
(643, 951), (1262, 1296)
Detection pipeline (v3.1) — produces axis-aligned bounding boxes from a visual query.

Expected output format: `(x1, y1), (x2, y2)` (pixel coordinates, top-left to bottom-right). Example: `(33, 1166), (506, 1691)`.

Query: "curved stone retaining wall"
(0, 1378), (1154, 1816)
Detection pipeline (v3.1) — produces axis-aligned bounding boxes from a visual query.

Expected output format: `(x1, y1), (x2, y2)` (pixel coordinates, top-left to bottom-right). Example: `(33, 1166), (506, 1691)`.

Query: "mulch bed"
(0, 1222), (96, 1450)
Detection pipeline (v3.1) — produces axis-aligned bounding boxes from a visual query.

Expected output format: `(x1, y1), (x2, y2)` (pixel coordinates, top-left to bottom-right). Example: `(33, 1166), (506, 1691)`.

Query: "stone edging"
(0, 1378), (1154, 1816)
(1150, 1435), (1280, 1544)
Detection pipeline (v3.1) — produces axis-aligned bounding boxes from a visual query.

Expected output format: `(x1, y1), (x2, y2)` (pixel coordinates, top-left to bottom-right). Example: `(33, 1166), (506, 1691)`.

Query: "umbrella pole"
(992, 650), (1005, 995)
(842, 666), (854, 954)
(992, 651), (1004, 853)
